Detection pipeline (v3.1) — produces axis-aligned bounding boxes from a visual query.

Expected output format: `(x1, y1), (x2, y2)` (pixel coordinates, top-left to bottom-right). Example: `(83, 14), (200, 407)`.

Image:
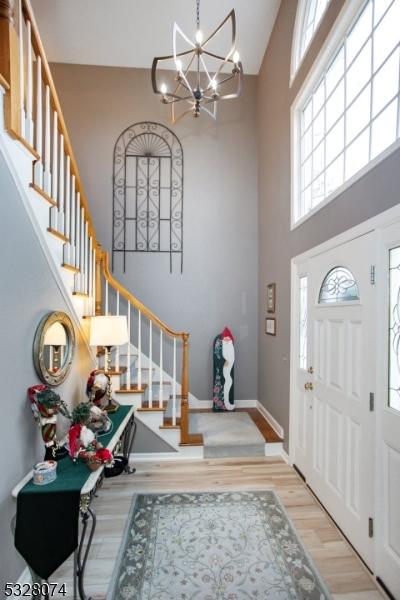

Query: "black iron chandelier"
(151, 0), (243, 124)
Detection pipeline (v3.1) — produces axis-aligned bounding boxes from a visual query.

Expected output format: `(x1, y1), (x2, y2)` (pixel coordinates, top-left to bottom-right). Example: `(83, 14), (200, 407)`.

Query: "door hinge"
(369, 392), (375, 412)
(369, 517), (374, 538)
(370, 265), (376, 285)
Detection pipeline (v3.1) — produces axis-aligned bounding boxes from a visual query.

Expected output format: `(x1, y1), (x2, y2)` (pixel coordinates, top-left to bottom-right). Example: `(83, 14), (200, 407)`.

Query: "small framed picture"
(267, 283), (276, 313)
(265, 318), (276, 336)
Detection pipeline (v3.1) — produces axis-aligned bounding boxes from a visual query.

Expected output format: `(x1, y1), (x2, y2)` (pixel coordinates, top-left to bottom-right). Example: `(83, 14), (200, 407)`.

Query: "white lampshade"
(44, 322), (67, 346)
(89, 315), (129, 347)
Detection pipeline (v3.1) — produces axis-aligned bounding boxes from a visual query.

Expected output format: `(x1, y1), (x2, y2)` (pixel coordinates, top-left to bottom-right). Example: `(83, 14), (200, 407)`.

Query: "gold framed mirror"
(33, 312), (76, 386)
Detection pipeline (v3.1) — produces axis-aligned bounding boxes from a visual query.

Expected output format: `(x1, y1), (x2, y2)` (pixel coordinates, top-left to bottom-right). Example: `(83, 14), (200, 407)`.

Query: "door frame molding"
(290, 201), (400, 583)
(289, 201), (400, 464)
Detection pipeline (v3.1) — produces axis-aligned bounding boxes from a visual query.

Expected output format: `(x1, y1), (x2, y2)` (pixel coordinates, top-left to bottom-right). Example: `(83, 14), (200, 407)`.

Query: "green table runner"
(15, 406), (131, 579)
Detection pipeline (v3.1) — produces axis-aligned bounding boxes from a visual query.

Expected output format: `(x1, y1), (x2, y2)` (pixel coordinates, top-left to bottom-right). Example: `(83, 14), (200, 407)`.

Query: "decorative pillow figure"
(213, 327), (235, 411)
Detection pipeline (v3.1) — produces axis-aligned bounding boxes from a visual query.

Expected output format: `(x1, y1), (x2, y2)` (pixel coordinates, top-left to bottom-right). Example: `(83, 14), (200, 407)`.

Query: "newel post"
(0, 0), (21, 135)
(180, 333), (190, 444)
(95, 249), (103, 316)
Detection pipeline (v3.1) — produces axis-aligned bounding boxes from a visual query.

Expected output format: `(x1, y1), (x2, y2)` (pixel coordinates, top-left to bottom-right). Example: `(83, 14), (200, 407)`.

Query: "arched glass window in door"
(113, 122), (184, 273)
(318, 266), (360, 304)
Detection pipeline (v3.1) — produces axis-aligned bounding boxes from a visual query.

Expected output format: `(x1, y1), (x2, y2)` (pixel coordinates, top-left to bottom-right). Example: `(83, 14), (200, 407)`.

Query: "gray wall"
(0, 152), (94, 586)
(0, 151), (173, 587)
(257, 0), (400, 450)
(51, 64), (259, 402)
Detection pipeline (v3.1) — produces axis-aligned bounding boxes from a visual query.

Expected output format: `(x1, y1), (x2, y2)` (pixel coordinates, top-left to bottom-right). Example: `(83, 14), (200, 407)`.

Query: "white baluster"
(137, 310), (142, 391)
(74, 192), (80, 270)
(172, 338), (177, 426)
(18, 0), (25, 138)
(43, 85), (51, 194)
(159, 330), (163, 408)
(105, 280), (109, 315)
(80, 206), (85, 291)
(127, 303), (131, 389)
(58, 134), (64, 232)
(84, 221), (89, 296)
(69, 175), (76, 265)
(63, 159), (71, 265)
(148, 320), (153, 407)
(34, 56), (43, 187)
(50, 111), (58, 230)
(88, 236), (93, 313)
(49, 346), (53, 372)
(92, 248), (96, 316)
(25, 20), (34, 145)
(115, 291), (120, 372)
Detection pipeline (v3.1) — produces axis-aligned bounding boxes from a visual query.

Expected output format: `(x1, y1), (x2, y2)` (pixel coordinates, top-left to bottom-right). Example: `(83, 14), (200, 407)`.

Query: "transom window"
(294, 0), (400, 224)
(319, 267), (360, 304)
(293, 0), (331, 78)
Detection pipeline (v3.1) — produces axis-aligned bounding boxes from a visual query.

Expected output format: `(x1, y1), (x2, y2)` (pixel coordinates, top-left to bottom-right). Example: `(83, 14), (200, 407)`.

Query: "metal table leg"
(121, 413), (137, 474)
(76, 498), (96, 600)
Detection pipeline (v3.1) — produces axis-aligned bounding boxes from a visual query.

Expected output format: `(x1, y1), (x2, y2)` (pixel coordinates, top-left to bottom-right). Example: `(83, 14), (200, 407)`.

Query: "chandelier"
(151, 0), (243, 124)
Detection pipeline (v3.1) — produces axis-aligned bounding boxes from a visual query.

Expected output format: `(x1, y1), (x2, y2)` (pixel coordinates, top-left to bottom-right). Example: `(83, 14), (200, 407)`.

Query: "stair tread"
(115, 384), (148, 394)
(30, 182), (57, 206)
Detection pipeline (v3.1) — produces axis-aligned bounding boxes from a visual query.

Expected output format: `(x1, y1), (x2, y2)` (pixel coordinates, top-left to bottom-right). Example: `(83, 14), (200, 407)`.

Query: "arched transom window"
(292, 0), (331, 79)
(319, 266), (360, 304)
(292, 0), (400, 225)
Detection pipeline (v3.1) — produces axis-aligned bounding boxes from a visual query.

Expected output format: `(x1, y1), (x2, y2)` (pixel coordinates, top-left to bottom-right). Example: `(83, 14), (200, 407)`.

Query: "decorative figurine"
(212, 327), (235, 412)
(86, 368), (118, 413)
(86, 369), (109, 407)
(69, 402), (113, 471)
(28, 385), (71, 461)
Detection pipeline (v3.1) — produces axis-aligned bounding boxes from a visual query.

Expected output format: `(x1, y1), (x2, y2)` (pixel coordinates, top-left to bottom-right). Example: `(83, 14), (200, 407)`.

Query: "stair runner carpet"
(190, 412), (265, 458)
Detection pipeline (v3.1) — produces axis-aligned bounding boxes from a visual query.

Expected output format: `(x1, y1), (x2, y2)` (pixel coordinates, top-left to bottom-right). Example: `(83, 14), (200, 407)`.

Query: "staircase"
(0, 0), (203, 455)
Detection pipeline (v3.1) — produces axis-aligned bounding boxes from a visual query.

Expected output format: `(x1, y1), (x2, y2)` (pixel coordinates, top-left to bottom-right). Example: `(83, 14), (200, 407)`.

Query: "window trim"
(291, 0), (400, 230)
(290, 0), (332, 86)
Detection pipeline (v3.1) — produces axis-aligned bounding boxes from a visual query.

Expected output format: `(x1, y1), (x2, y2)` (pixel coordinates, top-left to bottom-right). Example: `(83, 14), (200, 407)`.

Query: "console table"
(11, 405), (136, 600)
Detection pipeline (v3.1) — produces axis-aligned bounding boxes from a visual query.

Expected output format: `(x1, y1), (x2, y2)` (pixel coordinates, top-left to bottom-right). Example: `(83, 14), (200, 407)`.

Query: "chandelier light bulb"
(176, 59), (183, 72)
(195, 29), (203, 44)
(210, 78), (218, 90)
(160, 83), (167, 95)
(233, 51), (240, 64)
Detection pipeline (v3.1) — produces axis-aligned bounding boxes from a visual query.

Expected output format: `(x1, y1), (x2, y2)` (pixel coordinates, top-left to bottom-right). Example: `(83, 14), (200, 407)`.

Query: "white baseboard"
(130, 452), (201, 461)
(195, 399), (258, 409)
(257, 401), (284, 439)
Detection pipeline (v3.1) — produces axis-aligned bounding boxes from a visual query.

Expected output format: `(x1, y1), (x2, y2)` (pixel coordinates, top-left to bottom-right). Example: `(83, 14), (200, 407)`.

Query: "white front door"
(376, 223), (400, 599)
(296, 232), (376, 568)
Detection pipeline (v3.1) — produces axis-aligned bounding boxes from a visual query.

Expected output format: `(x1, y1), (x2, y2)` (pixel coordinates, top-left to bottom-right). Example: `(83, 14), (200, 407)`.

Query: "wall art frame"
(265, 317), (276, 336)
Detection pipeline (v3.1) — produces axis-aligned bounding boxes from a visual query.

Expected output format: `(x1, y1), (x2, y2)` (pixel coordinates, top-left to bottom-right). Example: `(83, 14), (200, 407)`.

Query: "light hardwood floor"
(54, 457), (385, 599)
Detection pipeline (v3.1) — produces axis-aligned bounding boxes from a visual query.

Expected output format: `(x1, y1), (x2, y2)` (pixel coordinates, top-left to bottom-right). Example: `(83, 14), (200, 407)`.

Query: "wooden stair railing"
(0, 0), (201, 447)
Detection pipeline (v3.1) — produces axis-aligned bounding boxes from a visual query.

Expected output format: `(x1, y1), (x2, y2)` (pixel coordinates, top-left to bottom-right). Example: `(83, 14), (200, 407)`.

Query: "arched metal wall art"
(113, 122), (184, 273)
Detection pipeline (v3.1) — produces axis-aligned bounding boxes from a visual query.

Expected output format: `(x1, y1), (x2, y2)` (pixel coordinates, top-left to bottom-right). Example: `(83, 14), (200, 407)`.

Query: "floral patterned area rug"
(107, 491), (332, 600)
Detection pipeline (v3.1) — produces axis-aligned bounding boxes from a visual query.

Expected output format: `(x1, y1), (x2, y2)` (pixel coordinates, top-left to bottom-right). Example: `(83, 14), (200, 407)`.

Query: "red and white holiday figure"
(68, 422), (113, 471)
(28, 384), (70, 461)
(212, 327), (235, 411)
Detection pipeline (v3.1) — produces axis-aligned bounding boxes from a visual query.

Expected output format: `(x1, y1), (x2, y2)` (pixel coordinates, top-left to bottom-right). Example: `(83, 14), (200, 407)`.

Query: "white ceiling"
(30, 0), (281, 75)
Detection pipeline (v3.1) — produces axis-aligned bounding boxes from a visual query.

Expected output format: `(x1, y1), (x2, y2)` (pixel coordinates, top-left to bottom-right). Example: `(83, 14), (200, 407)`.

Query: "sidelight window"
(389, 246), (400, 411)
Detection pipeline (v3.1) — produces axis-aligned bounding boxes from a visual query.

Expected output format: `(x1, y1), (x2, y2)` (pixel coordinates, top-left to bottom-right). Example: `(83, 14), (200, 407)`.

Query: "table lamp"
(89, 315), (129, 413)
(44, 322), (67, 372)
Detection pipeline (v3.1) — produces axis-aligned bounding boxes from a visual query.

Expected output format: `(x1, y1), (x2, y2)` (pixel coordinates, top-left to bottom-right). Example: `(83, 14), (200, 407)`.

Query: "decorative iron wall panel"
(113, 122), (184, 272)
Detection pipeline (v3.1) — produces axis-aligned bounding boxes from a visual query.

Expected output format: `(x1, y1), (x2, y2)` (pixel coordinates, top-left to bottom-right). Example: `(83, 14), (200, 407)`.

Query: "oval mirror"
(33, 312), (76, 386)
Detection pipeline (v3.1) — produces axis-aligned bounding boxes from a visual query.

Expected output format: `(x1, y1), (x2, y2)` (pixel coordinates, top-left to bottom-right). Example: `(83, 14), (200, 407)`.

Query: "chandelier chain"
(196, 0), (200, 29)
